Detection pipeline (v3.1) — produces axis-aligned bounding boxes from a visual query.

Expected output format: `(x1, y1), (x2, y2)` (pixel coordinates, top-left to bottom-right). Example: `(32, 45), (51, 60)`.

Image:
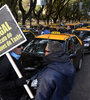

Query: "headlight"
(84, 43), (89, 47)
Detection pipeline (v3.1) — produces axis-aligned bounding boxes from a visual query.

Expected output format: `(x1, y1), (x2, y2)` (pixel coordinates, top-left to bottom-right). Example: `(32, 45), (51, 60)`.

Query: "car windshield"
(23, 39), (65, 56)
(82, 23), (90, 27)
(69, 25), (74, 29)
(23, 31), (35, 43)
(73, 30), (90, 40)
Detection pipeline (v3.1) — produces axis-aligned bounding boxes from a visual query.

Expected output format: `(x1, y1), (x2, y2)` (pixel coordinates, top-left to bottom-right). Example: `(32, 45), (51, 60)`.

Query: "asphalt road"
(70, 53), (90, 100)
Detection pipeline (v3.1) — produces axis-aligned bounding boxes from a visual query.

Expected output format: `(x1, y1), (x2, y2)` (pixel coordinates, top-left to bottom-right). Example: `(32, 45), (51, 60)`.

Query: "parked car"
(82, 22), (90, 27)
(22, 29), (35, 46)
(49, 26), (66, 33)
(73, 28), (90, 53)
(21, 33), (84, 74)
(20, 25), (27, 30)
(65, 23), (82, 29)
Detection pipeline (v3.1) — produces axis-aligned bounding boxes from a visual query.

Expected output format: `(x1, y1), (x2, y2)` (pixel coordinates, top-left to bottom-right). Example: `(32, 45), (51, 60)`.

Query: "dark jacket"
(43, 29), (51, 34)
(0, 55), (25, 97)
(33, 50), (75, 100)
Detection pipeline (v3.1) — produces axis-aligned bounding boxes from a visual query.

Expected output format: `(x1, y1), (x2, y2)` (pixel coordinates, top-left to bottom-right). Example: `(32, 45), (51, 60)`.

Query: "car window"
(83, 31), (90, 38)
(70, 25), (74, 29)
(67, 39), (74, 54)
(71, 36), (80, 49)
(23, 39), (48, 55)
(23, 39), (65, 56)
(23, 31), (34, 43)
(73, 31), (81, 36)
(73, 30), (90, 40)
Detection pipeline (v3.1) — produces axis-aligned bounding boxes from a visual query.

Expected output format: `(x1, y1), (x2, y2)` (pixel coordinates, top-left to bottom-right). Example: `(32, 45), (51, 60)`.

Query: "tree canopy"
(0, 0), (89, 25)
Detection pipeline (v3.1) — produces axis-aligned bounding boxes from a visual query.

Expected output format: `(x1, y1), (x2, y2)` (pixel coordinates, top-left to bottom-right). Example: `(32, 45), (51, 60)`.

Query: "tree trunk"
(37, 19), (39, 24)
(53, 18), (57, 23)
(22, 15), (26, 25)
(29, 15), (32, 27)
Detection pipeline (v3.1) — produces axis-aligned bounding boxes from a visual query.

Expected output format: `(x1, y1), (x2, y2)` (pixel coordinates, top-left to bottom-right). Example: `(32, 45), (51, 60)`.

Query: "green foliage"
(35, 5), (41, 13)
(0, 0), (89, 24)
(22, 0), (30, 11)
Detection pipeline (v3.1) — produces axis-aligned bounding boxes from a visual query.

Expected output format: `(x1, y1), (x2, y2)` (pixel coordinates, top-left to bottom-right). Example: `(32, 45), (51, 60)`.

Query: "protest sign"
(0, 4), (34, 99)
(0, 4), (27, 57)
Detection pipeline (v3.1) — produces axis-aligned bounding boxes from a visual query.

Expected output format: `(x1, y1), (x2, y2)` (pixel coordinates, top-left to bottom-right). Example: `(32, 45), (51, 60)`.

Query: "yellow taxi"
(22, 33), (84, 71)
(87, 26), (90, 28)
(73, 28), (90, 53)
(20, 25), (27, 30)
(22, 29), (35, 46)
(65, 23), (82, 29)
(49, 25), (66, 33)
(82, 22), (90, 27)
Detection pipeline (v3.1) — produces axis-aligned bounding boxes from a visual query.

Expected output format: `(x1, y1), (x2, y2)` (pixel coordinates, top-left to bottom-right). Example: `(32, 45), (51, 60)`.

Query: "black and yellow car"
(20, 25), (27, 30)
(87, 26), (90, 29)
(65, 22), (82, 30)
(73, 28), (90, 53)
(22, 29), (35, 46)
(82, 22), (90, 27)
(22, 33), (84, 72)
(49, 26), (66, 33)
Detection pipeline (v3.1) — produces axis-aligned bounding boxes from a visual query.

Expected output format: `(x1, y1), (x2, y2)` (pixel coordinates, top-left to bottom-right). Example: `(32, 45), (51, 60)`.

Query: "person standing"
(65, 25), (72, 34)
(55, 25), (61, 32)
(41, 27), (51, 35)
(0, 45), (27, 100)
(33, 41), (75, 100)
(38, 26), (45, 35)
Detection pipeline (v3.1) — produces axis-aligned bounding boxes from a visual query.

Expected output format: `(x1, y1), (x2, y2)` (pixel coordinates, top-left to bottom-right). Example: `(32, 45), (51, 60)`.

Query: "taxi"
(73, 28), (90, 53)
(82, 22), (90, 27)
(20, 25), (27, 30)
(22, 33), (84, 71)
(65, 23), (82, 29)
(22, 29), (35, 46)
(30, 24), (43, 31)
(87, 26), (90, 28)
(49, 26), (66, 33)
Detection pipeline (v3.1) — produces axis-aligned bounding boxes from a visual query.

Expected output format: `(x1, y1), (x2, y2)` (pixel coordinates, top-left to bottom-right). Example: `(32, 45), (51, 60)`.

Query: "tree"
(51, 0), (71, 23)
(33, 5), (44, 24)
(44, 0), (57, 24)
(0, 0), (18, 21)
(19, 0), (37, 25)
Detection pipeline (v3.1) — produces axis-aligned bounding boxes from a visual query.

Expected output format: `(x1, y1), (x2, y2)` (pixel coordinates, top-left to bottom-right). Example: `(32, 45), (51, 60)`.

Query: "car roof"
(65, 23), (81, 26)
(84, 21), (90, 24)
(75, 28), (90, 31)
(35, 33), (75, 41)
(22, 29), (35, 36)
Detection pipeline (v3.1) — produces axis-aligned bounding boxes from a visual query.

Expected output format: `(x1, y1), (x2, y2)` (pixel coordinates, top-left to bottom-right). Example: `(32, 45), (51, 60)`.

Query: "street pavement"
(70, 54), (90, 100)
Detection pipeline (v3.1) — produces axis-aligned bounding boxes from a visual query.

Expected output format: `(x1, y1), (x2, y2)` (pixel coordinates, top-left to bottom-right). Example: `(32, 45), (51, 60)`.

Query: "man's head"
(66, 25), (71, 30)
(45, 41), (63, 56)
(12, 45), (23, 55)
(41, 26), (45, 31)
(56, 25), (60, 31)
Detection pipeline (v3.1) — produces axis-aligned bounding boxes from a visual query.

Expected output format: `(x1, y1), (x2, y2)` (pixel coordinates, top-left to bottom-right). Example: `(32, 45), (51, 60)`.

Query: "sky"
(37, 0), (46, 5)
(37, 0), (41, 5)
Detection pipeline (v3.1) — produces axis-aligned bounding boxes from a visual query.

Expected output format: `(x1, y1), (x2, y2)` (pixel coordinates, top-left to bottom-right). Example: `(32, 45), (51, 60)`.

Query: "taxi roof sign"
(51, 31), (61, 35)
(0, 5), (27, 57)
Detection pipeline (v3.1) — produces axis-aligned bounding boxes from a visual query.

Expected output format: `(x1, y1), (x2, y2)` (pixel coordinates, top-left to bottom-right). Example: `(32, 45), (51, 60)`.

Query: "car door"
(66, 36), (83, 70)
(65, 37), (75, 65)
(72, 36), (83, 70)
